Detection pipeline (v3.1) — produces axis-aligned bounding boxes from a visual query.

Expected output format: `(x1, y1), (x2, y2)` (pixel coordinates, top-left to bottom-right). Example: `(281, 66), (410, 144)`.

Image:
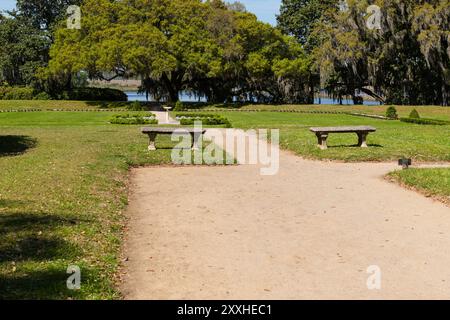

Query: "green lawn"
(0, 103), (448, 299)
(198, 103), (450, 121)
(216, 111), (450, 162)
(0, 111), (192, 299)
(0, 100), (105, 111)
(388, 168), (450, 204)
(221, 111), (449, 202)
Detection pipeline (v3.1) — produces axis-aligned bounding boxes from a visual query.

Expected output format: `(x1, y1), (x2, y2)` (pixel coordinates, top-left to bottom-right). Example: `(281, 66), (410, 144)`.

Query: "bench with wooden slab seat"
(142, 127), (206, 151)
(309, 126), (377, 150)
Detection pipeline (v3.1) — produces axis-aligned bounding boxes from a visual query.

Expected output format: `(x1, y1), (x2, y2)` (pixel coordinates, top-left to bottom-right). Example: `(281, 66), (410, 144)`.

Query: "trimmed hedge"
(59, 88), (127, 101)
(110, 113), (158, 125)
(400, 117), (449, 126)
(176, 113), (232, 127)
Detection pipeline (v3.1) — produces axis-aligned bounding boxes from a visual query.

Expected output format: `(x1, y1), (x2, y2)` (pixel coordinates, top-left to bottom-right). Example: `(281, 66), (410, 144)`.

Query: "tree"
(277, 0), (339, 50)
(0, 14), (50, 86)
(412, 0), (450, 106)
(16, 0), (82, 32)
(0, 0), (82, 87)
(313, 0), (450, 106)
(47, 0), (311, 103)
(277, 0), (339, 103)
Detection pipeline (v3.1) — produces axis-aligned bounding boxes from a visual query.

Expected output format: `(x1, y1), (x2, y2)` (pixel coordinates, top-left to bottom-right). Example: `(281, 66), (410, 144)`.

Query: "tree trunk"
(443, 83), (449, 106)
(161, 72), (180, 103)
(307, 74), (315, 104)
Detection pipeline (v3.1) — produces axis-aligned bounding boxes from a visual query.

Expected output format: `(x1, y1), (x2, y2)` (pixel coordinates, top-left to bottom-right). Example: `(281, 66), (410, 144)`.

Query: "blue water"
(125, 91), (381, 106)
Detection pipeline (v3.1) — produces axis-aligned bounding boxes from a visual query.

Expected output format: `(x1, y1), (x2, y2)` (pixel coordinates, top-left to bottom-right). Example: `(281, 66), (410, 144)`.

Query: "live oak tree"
(16, 0), (83, 32)
(313, 0), (450, 106)
(277, 0), (339, 103)
(412, 0), (450, 106)
(0, 0), (82, 86)
(277, 0), (339, 51)
(0, 14), (50, 86)
(47, 0), (311, 103)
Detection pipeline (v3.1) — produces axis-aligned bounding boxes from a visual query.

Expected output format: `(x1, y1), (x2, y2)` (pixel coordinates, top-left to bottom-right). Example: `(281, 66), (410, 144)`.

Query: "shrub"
(59, 88), (128, 101)
(400, 117), (448, 126)
(386, 106), (398, 119)
(0, 87), (35, 100)
(110, 113), (158, 125)
(409, 109), (420, 119)
(33, 92), (52, 100)
(127, 101), (145, 111)
(174, 101), (186, 111)
(353, 96), (364, 105)
(176, 113), (232, 127)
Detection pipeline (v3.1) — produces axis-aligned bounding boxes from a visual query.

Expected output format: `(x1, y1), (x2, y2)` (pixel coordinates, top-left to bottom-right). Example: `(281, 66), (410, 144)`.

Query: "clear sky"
(0, 0), (281, 25)
(240, 0), (281, 25)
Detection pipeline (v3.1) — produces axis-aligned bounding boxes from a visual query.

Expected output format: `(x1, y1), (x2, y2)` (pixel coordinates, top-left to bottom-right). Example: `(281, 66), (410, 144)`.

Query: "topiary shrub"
(174, 101), (185, 111)
(386, 106), (398, 119)
(409, 109), (420, 119)
(127, 101), (145, 111)
(110, 113), (158, 125)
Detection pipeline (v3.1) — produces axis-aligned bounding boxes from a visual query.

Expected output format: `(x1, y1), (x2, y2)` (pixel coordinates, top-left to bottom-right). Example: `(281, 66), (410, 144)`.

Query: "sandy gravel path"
(120, 132), (450, 300)
(152, 111), (180, 125)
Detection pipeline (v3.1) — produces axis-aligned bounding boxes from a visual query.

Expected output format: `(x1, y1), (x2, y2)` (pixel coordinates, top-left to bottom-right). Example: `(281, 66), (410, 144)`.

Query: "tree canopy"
(313, 0), (449, 105)
(0, 0), (81, 86)
(3, 0), (448, 106)
(277, 0), (339, 51)
(0, 14), (50, 86)
(47, 0), (311, 103)
(16, 0), (82, 31)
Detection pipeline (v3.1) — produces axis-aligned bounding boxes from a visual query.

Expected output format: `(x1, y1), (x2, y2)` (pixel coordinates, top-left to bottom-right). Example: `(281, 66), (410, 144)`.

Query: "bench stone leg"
(316, 133), (328, 150)
(147, 133), (157, 151)
(191, 133), (201, 151)
(357, 133), (369, 148)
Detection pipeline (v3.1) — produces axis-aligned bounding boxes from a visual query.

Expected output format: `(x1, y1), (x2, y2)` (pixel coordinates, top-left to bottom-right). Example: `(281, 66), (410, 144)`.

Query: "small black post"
(398, 158), (412, 169)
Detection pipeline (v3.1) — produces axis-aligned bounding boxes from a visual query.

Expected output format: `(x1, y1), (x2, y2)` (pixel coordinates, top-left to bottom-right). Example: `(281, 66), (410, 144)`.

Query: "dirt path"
(152, 111), (180, 125)
(120, 132), (450, 300)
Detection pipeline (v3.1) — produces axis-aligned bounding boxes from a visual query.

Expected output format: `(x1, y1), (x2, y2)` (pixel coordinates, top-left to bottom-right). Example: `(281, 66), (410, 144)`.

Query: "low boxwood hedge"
(400, 117), (449, 126)
(110, 113), (158, 125)
(175, 113), (232, 127)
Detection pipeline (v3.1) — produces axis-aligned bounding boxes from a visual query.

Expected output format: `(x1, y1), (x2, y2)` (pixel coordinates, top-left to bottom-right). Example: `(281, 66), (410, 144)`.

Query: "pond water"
(125, 91), (382, 106)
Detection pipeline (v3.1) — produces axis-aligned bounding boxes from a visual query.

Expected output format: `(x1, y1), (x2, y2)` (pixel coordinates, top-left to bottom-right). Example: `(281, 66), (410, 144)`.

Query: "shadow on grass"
(0, 213), (83, 263)
(0, 135), (37, 157)
(0, 211), (87, 298)
(0, 199), (25, 208)
(328, 143), (383, 149)
(0, 266), (98, 300)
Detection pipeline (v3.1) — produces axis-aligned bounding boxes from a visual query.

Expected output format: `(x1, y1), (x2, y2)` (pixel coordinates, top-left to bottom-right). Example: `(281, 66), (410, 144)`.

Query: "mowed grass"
(388, 168), (450, 204)
(0, 111), (189, 299)
(216, 111), (450, 162)
(200, 103), (450, 121)
(213, 110), (450, 203)
(0, 100), (104, 111)
(0, 104), (448, 299)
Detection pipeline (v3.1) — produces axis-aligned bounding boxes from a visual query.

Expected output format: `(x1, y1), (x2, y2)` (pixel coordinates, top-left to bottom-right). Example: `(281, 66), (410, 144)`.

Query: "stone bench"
(142, 127), (206, 151)
(310, 126), (377, 150)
